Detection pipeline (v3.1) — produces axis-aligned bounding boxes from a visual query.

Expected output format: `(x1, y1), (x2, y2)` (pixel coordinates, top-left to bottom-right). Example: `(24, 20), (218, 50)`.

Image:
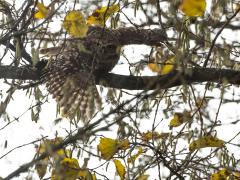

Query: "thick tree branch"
(86, 26), (168, 46)
(0, 65), (39, 80)
(1, 65), (240, 90)
(97, 68), (240, 90)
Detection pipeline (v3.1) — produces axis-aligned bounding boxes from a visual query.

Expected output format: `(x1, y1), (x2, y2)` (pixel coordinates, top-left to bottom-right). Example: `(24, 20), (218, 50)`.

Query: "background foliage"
(0, 0), (240, 179)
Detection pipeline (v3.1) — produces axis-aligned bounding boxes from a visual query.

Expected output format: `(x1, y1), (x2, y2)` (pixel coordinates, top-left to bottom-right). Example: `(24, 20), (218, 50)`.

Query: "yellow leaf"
(61, 157), (80, 169)
(141, 131), (169, 141)
(179, 0), (206, 17)
(51, 158), (80, 180)
(136, 174), (150, 180)
(114, 159), (126, 180)
(92, 173), (97, 180)
(35, 158), (48, 179)
(97, 138), (129, 160)
(34, 3), (49, 19)
(236, 4), (240, 11)
(210, 169), (231, 180)
(142, 131), (159, 141)
(148, 57), (175, 75)
(63, 10), (89, 38)
(117, 139), (130, 150)
(87, 4), (120, 26)
(189, 136), (225, 152)
(161, 57), (175, 75)
(169, 111), (191, 128)
(233, 172), (240, 180)
(78, 169), (94, 180)
(127, 147), (143, 164)
(98, 138), (118, 160)
(147, 63), (161, 73)
(37, 138), (68, 161)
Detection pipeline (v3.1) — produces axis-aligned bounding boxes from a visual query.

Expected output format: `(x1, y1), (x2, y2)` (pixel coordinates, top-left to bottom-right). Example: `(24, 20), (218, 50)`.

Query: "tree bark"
(86, 26), (168, 46)
(1, 65), (240, 90)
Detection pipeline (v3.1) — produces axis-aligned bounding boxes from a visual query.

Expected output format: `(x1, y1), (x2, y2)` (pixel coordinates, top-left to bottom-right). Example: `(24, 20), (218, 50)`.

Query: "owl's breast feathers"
(40, 40), (120, 121)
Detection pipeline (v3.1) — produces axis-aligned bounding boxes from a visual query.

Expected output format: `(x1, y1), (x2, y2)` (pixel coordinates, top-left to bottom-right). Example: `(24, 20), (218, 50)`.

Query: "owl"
(39, 39), (120, 121)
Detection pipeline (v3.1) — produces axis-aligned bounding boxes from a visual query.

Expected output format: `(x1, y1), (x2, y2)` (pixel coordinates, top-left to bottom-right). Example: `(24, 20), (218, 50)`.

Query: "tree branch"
(1, 65), (240, 90)
(97, 68), (240, 90)
(0, 65), (39, 80)
(0, 40), (32, 64)
(86, 26), (168, 46)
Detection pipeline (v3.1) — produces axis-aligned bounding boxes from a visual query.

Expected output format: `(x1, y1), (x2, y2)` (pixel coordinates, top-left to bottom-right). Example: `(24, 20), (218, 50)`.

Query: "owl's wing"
(42, 67), (102, 121)
(39, 39), (120, 121)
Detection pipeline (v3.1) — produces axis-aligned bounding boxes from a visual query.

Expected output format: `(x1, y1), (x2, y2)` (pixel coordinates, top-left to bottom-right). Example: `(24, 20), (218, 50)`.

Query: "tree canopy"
(0, 0), (240, 179)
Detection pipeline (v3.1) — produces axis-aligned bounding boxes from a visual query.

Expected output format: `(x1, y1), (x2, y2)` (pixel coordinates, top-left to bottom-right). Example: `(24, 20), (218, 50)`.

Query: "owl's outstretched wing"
(42, 62), (101, 121)
(39, 39), (120, 121)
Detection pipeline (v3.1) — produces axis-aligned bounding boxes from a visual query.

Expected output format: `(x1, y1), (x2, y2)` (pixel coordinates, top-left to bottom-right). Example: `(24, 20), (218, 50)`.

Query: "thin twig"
(203, 7), (240, 67)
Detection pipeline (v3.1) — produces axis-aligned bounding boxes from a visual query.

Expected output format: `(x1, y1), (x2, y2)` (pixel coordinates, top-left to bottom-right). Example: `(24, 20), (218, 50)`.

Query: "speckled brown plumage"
(40, 39), (120, 121)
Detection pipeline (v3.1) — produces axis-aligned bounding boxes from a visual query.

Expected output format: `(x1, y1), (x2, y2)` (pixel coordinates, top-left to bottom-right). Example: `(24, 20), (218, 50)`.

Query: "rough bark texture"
(86, 26), (167, 46)
(1, 65), (240, 90)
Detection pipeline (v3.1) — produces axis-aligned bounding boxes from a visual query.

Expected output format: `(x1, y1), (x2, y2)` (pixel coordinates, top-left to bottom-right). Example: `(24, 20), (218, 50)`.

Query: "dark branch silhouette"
(1, 65), (240, 90)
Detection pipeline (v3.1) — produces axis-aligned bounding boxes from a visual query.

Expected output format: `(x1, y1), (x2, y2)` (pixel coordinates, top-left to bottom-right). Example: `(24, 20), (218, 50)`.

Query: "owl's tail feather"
(42, 69), (102, 122)
(60, 85), (102, 121)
